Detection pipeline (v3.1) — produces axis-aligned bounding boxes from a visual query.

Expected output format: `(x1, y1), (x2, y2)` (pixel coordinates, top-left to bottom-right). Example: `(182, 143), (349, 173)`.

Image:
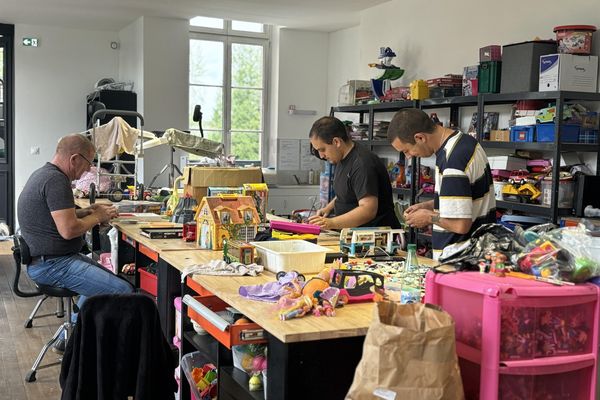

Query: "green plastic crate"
(478, 61), (502, 93)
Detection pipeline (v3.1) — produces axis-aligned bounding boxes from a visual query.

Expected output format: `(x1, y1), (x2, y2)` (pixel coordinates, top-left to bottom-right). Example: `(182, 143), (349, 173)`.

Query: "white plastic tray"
(250, 240), (329, 274)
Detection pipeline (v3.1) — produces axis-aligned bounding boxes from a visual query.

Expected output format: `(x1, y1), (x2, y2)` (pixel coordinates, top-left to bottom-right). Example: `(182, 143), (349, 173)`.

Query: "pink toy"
(270, 220), (321, 235)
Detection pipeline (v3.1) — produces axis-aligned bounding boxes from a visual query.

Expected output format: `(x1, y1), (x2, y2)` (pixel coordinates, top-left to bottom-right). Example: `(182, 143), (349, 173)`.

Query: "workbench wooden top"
(74, 198), (162, 209)
(113, 222), (199, 253)
(188, 271), (375, 344)
(161, 249), (437, 344)
(0, 240), (13, 256)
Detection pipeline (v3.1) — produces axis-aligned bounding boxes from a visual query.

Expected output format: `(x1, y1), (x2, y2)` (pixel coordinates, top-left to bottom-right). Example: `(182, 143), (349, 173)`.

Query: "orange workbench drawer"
(138, 267), (158, 297)
(185, 295), (266, 349)
(186, 276), (213, 297)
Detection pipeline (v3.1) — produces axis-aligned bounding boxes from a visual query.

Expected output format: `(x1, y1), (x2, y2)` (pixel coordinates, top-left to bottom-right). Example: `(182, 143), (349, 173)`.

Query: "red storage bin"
(138, 267), (158, 297)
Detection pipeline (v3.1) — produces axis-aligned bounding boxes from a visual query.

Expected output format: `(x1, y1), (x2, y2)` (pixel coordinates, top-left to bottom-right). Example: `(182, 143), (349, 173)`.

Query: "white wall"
(274, 28), (328, 184)
(118, 18), (144, 111)
(14, 24), (118, 199)
(139, 16), (189, 188)
(353, 0), (600, 86)
(327, 26), (360, 109)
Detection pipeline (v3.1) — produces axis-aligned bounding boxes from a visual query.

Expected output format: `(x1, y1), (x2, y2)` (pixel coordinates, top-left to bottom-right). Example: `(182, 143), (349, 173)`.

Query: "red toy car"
(508, 170), (530, 186)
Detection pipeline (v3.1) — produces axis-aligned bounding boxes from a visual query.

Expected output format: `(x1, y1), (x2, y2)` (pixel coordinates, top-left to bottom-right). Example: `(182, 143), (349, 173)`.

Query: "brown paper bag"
(346, 302), (464, 400)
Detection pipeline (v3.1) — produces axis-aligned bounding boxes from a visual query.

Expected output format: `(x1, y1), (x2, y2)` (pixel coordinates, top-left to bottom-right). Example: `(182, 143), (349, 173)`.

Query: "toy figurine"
(486, 252), (508, 277)
(478, 260), (487, 274)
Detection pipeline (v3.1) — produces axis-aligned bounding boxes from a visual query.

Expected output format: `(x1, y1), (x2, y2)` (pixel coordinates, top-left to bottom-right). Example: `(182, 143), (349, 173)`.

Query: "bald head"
(56, 133), (95, 158)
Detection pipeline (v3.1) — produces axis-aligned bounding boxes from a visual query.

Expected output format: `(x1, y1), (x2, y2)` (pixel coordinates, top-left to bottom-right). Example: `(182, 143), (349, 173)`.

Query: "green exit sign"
(22, 37), (39, 47)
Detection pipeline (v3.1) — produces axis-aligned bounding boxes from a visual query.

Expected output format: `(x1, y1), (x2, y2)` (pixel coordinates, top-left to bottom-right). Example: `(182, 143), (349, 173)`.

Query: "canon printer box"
(539, 54), (598, 92)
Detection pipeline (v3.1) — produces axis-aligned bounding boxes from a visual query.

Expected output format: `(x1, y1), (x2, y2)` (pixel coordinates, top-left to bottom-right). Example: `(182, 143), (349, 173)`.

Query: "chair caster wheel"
(25, 370), (36, 382)
(24, 319), (33, 328)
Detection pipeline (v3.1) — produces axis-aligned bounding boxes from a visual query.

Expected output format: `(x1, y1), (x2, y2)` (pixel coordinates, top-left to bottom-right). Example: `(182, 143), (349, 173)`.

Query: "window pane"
(231, 131), (260, 161)
(189, 85), (223, 130)
(231, 20), (264, 33)
(190, 16), (224, 29)
(232, 43), (263, 88)
(190, 39), (223, 85)
(231, 88), (262, 131)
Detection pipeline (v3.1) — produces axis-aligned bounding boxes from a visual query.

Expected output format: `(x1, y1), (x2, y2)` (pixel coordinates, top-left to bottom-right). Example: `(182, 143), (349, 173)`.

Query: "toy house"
(196, 195), (260, 250)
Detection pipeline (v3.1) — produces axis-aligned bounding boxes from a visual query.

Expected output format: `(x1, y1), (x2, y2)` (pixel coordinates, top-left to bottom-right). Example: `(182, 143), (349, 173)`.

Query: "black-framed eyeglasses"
(77, 153), (94, 166)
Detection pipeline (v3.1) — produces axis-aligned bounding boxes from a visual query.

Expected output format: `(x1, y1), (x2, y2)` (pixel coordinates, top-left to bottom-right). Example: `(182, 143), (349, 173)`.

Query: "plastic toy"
(249, 374), (262, 391)
(368, 47), (405, 100)
(330, 270), (385, 303)
(508, 170), (531, 186)
(486, 252), (508, 277)
(339, 227), (405, 257)
(278, 295), (313, 321)
(223, 239), (255, 264)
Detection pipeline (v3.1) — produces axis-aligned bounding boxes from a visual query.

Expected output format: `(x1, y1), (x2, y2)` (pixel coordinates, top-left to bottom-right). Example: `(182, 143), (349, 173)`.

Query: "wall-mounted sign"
(22, 38), (39, 47)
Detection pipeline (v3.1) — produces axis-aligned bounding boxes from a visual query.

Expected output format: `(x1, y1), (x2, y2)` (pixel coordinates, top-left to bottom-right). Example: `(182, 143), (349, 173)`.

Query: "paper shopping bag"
(346, 302), (464, 400)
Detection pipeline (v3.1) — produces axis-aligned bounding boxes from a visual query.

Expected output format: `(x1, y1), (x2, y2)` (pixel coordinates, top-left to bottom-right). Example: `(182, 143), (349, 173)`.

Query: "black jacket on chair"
(60, 294), (177, 400)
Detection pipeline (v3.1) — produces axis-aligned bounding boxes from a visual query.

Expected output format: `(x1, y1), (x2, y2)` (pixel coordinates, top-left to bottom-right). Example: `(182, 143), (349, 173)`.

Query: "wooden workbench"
(162, 251), (374, 343)
(74, 198), (161, 209)
(0, 240), (13, 256)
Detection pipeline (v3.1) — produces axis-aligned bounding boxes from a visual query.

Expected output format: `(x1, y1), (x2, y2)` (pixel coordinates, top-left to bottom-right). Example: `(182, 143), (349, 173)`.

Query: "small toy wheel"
(297, 273), (306, 282)
(108, 189), (124, 202)
(276, 271), (287, 280)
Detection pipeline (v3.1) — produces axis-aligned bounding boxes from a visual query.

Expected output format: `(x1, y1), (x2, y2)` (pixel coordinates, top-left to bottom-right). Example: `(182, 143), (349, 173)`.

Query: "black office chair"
(11, 235), (78, 383)
(60, 294), (177, 399)
(11, 235), (66, 328)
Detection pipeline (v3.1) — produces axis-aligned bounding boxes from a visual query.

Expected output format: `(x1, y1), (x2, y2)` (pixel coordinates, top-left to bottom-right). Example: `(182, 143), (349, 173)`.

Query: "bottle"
(405, 244), (419, 273)
(401, 244), (421, 304)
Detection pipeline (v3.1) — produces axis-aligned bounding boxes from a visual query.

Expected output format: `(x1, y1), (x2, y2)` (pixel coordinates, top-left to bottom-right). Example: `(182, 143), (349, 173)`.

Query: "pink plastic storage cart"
(425, 271), (600, 400)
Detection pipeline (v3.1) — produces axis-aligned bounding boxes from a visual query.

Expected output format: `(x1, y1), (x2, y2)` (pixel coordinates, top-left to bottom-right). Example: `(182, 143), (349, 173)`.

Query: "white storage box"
(488, 156), (527, 171)
(539, 54), (598, 92)
(250, 240), (329, 274)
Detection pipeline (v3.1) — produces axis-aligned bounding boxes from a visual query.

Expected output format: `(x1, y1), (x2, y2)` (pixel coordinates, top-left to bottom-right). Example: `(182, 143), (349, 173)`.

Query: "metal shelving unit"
(478, 90), (600, 224)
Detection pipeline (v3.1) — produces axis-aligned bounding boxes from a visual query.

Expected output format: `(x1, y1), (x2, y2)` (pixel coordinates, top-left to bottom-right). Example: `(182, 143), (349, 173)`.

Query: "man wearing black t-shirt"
(308, 116), (400, 230)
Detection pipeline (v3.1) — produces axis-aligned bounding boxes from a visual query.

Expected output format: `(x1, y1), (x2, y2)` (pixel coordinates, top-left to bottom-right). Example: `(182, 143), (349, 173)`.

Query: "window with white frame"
(189, 17), (270, 163)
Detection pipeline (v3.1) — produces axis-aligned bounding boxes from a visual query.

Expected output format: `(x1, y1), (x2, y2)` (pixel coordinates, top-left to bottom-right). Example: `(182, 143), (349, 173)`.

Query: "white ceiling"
(0, 0), (390, 32)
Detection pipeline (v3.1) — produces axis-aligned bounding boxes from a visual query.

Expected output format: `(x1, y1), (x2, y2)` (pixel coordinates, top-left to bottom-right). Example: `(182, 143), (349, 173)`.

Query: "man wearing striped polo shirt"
(387, 108), (496, 260)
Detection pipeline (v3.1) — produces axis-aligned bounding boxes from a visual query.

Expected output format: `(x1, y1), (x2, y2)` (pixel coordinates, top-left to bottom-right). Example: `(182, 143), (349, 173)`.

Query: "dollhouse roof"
(199, 195), (260, 225)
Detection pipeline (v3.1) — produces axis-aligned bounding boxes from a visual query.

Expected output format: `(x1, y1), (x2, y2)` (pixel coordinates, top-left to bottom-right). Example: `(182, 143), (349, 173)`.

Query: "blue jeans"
(27, 253), (134, 325)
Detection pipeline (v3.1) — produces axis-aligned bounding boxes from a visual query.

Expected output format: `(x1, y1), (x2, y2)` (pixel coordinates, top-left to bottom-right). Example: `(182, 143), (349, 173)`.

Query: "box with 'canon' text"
(539, 54), (598, 92)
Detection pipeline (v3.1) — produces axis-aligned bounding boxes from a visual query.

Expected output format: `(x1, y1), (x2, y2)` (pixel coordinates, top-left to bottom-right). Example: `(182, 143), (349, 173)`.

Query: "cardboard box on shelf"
(539, 54), (598, 92)
(183, 166), (263, 202)
(489, 130), (510, 142)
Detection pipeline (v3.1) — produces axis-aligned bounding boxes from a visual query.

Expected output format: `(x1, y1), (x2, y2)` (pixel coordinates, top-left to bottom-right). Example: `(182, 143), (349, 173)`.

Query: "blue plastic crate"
(510, 125), (535, 142)
(579, 129), (599, 144)
(536, 123), (580, 143)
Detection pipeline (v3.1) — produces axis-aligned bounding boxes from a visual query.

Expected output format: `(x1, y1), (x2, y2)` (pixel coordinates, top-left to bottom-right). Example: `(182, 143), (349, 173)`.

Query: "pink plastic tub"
(554, 24), (596, 54)
(460, 356), (595, 400)
(425, 271), (600, 399)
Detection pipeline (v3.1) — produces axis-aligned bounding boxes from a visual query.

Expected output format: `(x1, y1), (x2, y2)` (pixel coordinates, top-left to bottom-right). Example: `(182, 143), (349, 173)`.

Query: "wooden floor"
(0, 254), (62, 400)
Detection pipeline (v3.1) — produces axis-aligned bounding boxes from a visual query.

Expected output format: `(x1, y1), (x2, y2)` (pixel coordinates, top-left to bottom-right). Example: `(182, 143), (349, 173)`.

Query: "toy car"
(508, 170), (531, 186)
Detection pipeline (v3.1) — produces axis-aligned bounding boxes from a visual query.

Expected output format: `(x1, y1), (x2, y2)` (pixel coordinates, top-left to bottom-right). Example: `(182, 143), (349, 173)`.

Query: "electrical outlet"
(30, 146), (40, 155)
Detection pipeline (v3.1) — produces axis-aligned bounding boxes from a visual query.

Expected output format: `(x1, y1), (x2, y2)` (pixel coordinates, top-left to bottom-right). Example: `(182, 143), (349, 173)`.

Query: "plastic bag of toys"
(232, 344), (267, 376)
(515, 225), (600, 283)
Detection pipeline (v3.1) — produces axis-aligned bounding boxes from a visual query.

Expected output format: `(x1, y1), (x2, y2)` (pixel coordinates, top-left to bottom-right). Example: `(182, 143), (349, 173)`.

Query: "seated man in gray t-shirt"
(18, 133), (133, 353)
